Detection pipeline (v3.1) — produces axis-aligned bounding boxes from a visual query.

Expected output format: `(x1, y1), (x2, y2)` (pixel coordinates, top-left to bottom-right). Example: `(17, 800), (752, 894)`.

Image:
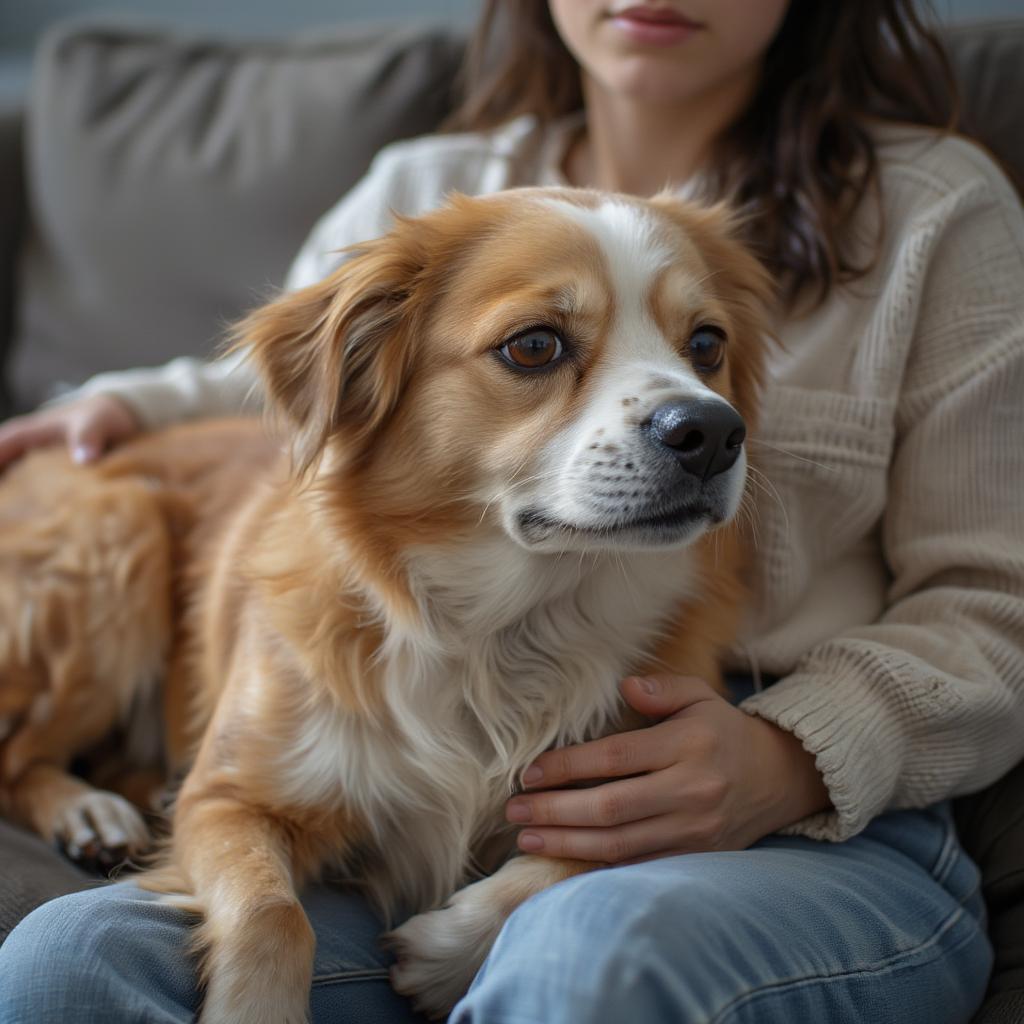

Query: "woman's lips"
(608, 5), (703, 46)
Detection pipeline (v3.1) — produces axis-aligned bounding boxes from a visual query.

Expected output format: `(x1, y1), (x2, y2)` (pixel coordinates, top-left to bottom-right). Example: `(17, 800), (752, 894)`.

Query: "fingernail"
(523, 765), (543, 785)
(519, 832), (544, 852)
(507, 800), (531, 823)
(72, 444), (96, 464)
(631, 676), (657, 695)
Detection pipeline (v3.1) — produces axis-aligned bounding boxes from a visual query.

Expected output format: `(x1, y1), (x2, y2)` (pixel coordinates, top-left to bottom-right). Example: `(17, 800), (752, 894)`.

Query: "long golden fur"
(0, 188), (770, 1020)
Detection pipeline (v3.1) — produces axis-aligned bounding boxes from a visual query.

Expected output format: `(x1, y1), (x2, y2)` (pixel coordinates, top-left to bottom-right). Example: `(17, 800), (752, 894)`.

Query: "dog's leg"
(142, 795), (323, 1024)
(0, 461), (173, 864)
(92, 764), (169, 813)
(1, 659), (159, 870)
(387, 855), (594, 1019)
(2, 762), (150, 868)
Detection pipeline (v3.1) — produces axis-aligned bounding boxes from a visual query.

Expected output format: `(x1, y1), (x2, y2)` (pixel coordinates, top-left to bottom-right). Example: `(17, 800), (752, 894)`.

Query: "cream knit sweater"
(75, 115), (1024, 842)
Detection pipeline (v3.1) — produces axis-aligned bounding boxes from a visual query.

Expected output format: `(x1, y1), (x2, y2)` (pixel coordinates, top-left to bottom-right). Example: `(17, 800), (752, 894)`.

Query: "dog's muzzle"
(644, 399), (746, 482)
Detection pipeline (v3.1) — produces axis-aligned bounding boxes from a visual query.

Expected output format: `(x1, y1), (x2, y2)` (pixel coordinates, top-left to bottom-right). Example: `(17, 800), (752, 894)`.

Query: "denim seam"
(707, 883), (984, 1024)
(312, 967), (391, 986)
(929, 825), (959, 886)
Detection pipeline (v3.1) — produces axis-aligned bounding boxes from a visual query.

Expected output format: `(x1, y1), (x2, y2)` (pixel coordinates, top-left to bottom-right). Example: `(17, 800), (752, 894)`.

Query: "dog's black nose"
(646, 400), (746, 480)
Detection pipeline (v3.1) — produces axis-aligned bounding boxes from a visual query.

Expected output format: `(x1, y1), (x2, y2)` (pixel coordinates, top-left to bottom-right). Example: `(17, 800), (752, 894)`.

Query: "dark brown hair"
(447, 1), (959, 307)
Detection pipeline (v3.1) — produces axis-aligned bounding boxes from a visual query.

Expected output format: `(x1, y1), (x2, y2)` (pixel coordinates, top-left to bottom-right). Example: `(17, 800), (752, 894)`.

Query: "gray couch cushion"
(0, 820), (92, 941)
(944, 19), (1024, 191)
(8, 19), (1023, 417)
(8, 19), (463, 412)
(956, 758), (1024, 1024)
(0, 100), (23, 418)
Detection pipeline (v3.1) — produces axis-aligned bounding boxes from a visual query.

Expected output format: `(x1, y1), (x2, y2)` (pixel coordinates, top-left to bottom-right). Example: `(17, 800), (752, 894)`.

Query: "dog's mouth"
(515, 499), (718, 547)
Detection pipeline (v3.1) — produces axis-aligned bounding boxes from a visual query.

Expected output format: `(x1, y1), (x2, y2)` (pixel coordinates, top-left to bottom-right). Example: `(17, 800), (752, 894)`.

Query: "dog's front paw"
(52, 789), (150, 873)
(386, 881), (506, 1019)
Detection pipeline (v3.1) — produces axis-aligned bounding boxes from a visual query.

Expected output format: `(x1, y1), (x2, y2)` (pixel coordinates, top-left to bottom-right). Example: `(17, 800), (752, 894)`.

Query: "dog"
(0, 420), (280, 867)
(0, 187), (769, 1019)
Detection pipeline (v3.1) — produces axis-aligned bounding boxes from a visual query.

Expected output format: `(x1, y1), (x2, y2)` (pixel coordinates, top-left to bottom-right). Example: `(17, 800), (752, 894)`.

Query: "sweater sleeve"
(68, 350), (260, 430)
(741, 155), (1024, 842)
(56, 149), (406, 429)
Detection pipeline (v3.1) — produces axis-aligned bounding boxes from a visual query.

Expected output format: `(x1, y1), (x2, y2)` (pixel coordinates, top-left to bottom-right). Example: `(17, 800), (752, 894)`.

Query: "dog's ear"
(231, 233), (425, 472)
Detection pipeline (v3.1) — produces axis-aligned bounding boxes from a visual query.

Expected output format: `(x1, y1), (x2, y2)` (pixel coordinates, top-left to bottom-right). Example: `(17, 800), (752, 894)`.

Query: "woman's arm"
(65, 152), (405, 431)
(67, 350), (259, 431)
(0, 149), (407, 468)
(741, 153), (1024, 842)
(503, 142), (1024, 857)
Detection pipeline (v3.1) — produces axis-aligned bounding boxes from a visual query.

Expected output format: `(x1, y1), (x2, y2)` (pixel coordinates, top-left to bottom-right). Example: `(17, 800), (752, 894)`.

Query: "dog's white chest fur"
(277, 536), (698, 915)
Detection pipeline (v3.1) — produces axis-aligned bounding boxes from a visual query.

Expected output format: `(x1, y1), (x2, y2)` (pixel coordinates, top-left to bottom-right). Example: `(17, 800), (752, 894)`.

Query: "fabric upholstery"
(945, 19), (1024, 190)
(956, 760), (1024, 1024)
(8, 20), (463, 413)
(0, 821), (92, 941)
(8, 19), (1024, 415)
(0, 101), (23, 417)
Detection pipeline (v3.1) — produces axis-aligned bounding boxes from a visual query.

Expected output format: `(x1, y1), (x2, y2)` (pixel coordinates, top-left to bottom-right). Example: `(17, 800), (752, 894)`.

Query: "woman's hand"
(0, 394), (141, 472)
(506, 675), (830, 863)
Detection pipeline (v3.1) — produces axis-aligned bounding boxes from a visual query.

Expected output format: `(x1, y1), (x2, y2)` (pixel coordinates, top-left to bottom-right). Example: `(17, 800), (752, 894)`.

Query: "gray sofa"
(0, 16), (1022, 1023)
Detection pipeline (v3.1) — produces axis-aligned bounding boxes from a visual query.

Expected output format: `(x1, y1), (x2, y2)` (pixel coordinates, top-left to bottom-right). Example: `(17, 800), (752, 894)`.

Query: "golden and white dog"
(0, 188), (769, 1020)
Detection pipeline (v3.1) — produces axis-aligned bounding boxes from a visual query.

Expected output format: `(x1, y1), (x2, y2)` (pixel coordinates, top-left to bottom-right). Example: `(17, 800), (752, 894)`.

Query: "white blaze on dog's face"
(494, 195), (759, 552)
(243, 188), (769, 557)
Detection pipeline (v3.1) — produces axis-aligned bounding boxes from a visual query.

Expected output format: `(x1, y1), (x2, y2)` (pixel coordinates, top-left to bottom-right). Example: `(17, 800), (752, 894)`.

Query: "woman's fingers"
(522, 721), (678, 789)
(619, 674), (720, 719)
(0, 417), (60, 469)
(508, 770), (679, 829)
(515, 811), (723, 863)
(67, 414), (108, 463)
(0, 395), (141, 473)
(68, 396), (140, 462)
(521, 676), (725, 790)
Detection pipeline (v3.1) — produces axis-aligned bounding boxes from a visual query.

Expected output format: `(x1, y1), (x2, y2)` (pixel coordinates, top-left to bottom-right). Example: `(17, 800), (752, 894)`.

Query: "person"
(1, 1), (1022, 1021)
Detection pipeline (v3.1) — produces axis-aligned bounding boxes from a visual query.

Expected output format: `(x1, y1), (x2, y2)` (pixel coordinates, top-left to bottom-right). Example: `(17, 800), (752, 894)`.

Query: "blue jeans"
(0, 804), (991, 1023)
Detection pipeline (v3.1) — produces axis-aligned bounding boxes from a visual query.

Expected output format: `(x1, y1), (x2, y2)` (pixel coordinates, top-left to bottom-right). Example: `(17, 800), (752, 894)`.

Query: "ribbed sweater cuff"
(739, 648), (906, 842)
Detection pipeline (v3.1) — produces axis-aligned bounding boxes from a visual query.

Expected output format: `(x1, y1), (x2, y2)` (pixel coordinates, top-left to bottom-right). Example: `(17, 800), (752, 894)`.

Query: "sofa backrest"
(0, 99), (24, 415)
(944, 19), (1024, 190)
(4, 18), (1023, 415)
(7, 20), (464, 413)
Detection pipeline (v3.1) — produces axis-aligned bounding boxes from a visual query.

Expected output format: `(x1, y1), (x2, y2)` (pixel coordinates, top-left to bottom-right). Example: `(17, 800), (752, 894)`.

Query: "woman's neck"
(565, 68), (759, 196)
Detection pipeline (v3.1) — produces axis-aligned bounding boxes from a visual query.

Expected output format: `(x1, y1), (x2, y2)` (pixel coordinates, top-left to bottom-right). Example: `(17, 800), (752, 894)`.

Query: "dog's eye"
(689, 326), (726, 373)
(499, 329), (564, 371)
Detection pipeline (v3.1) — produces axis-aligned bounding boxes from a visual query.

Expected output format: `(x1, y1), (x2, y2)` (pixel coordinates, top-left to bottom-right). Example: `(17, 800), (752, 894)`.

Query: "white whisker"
(748, 438), (836, 474)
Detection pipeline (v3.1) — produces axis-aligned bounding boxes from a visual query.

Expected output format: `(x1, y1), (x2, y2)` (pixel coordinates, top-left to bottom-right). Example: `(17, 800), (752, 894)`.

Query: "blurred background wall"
(2, 0), (1022, 102)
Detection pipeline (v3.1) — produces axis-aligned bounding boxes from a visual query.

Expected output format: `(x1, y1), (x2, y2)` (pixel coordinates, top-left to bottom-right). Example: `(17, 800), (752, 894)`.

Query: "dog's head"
(238, 188), (771, 555)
